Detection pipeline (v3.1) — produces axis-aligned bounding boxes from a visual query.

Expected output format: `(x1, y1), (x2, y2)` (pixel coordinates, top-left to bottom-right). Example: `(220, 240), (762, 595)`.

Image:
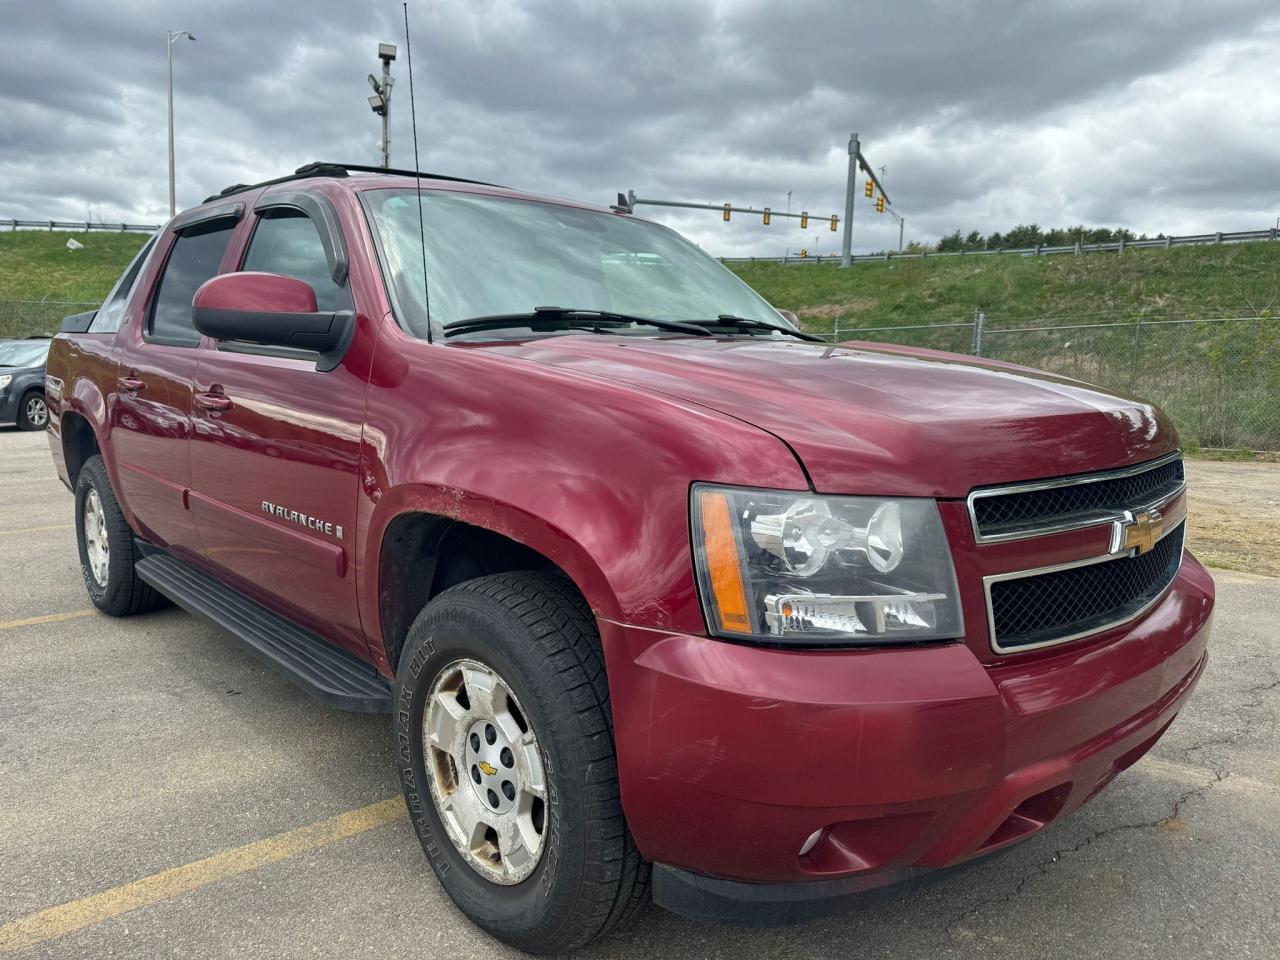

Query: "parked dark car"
(0, 336), (52, 430)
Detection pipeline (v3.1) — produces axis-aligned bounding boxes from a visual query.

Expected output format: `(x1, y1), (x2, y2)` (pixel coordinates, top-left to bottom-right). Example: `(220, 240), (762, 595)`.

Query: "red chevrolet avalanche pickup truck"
(45, 162), (1213, 953)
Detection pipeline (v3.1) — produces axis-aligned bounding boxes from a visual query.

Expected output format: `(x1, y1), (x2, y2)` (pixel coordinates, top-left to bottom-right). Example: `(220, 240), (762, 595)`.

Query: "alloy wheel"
(83, 488), (110, 586)
(422, 657), (547, 885)
(25, 395), (48, 428)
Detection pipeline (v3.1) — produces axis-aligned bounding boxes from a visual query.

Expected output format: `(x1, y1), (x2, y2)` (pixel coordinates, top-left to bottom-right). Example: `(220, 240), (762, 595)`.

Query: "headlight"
(0, 375), (11, 390)
(692, 484), (964, 645)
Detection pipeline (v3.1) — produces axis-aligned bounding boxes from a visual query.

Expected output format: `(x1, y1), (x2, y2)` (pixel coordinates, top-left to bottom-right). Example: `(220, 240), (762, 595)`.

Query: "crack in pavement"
(944, 671), (1279, 949)
(944, 765), (1226, 947)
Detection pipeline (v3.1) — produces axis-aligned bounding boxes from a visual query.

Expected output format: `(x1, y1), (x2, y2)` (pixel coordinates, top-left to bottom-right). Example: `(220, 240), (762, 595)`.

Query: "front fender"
(355, 332), (811, 666)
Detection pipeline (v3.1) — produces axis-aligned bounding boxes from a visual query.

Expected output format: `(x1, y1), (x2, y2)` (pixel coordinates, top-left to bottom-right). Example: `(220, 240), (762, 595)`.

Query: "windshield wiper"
(443, 307), (712, 338)
(689, 314), (826, 342)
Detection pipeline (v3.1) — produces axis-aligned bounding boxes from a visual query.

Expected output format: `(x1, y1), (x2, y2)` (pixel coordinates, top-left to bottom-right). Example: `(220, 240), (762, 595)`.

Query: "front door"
(188, 203), (370, 655)
(112, 213), (239, 559)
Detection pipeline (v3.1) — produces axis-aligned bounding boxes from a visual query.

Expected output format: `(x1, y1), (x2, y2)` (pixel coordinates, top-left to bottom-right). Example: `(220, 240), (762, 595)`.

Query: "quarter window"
(242, 210), (351, 312)
(91, 236), (157, 334)
(148, 220), (236, 346)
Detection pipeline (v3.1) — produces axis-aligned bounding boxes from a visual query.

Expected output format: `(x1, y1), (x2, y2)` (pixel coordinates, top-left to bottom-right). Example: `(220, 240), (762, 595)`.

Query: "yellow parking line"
(0, 525), (71, 537)
(0, 797), (405, 953)
(0, 609), (97, 631)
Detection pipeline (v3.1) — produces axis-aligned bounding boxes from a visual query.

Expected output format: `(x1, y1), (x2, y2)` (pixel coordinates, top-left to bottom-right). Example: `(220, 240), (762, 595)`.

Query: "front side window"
(241, 210), (351, 312)
(362, 189), (782, 339)
(91, 235), (157, 334)
(148, 220), (236, 346)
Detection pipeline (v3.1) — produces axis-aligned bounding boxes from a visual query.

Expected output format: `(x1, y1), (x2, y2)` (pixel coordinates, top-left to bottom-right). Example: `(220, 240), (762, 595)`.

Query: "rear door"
(188, 193), (370, 655)
(111, 206), (241, 557)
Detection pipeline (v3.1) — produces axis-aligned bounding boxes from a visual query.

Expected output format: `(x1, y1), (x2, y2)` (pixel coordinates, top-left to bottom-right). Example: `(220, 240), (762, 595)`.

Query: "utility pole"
(841, 132), (859, 267)
(367, 43), (397, 168)
(167, 30), (196, 218)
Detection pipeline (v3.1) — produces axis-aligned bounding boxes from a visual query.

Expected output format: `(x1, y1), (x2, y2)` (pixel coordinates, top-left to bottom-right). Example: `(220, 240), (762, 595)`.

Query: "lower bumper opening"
(978, 783), (1071, 851)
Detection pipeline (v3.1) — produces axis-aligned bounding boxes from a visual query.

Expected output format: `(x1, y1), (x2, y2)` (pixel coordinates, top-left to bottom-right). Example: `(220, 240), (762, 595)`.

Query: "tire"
(392, 571), (648, 954)
(74, 455), (168, 616)
(17, 390), (48, 431)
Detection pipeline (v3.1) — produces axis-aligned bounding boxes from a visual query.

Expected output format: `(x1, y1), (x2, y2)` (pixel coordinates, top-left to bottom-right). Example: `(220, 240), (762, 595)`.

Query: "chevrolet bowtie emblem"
(478, 760), (498, 777)
(1119, 509), (1164, 555)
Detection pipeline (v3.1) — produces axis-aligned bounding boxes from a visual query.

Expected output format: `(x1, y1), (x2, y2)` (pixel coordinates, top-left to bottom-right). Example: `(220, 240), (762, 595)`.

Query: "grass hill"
(3, 228), (1277, 339)
(726, 241), (1280, 334)
(0, 231), (150, 338)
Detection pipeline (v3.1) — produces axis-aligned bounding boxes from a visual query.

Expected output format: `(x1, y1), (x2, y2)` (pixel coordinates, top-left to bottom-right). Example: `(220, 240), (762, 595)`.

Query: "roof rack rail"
(203, 162), (500, 204)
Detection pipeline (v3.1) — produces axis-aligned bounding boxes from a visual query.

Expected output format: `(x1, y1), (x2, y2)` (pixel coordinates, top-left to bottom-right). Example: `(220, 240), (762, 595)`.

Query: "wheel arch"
(368, 487), (620, 674)
(59, 409), (101, 485)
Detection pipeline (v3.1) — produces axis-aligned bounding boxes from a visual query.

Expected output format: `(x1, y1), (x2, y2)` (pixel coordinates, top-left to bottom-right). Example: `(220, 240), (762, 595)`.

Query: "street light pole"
(167, 30), (196, 218)
(368, 44), (397, 168)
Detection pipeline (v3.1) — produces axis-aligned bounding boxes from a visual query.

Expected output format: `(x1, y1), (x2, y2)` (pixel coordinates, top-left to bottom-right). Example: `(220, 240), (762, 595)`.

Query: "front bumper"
(0, 389), (18, 424)
(599, 554), (1214, 921)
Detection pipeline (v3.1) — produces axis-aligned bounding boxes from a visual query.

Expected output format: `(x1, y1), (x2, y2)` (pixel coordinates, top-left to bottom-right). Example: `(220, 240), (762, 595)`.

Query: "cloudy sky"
(3, 1), (1278, 257)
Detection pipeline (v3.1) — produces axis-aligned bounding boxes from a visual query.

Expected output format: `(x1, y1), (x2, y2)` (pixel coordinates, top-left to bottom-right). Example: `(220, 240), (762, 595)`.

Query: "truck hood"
(485, 335), (1176, 498)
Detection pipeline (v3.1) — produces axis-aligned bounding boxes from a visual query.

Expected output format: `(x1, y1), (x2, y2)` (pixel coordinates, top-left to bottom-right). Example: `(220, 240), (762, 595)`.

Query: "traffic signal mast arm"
(857, 155), (890, 206)
(623, 191), (839, 228)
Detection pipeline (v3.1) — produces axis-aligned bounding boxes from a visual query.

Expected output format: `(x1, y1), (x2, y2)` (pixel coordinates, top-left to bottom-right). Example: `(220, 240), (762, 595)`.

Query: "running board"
(136, 553), (392, 713)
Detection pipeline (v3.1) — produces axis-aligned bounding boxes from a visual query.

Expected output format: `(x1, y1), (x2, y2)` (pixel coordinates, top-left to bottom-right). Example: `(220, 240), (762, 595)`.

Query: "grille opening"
(973, 455), (1184, 539)
(989, 522), (1184, 651)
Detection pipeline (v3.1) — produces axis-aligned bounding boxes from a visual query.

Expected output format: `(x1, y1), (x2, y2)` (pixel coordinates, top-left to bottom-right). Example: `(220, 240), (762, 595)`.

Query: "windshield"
(0, 340), (49, 368)
(362, 188), (785, 339)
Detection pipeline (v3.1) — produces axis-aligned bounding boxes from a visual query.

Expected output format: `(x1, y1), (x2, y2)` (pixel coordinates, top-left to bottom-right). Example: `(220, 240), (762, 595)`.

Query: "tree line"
(932, 225), (1155, 253)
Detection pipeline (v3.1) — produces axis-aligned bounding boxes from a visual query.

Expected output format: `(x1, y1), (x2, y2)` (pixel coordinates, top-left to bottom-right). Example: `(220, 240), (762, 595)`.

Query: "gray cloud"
(2, 1), (1278, 257)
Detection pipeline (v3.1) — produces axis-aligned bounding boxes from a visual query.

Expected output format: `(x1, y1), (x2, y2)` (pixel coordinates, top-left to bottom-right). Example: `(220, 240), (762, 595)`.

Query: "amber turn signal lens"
(699, 490), (752, 633)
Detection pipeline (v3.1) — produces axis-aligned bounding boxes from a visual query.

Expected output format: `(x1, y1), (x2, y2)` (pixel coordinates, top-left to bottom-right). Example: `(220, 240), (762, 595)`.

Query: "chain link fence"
(5, 297), (1276, 451)
(822, 314), (1280, 451)
(0, 299), (98, 339)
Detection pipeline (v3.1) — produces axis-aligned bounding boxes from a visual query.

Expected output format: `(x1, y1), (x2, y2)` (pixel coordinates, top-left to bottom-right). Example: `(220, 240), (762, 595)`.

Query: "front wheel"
(392, 572), (648, 954)
(17, 390), (47, 430)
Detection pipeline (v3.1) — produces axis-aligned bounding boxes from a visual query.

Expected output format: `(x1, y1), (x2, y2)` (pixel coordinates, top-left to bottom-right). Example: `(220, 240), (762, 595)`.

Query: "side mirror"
(192, 272), (354, 371)
(776, 308), (801, 330)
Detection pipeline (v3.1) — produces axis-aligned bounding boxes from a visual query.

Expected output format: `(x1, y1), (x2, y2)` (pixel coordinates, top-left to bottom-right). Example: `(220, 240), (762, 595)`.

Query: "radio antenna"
(402, 1), (433, 343)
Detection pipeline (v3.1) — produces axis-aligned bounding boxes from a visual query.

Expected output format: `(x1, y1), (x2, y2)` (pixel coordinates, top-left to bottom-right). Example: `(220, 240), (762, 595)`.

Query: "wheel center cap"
(463, 718), (518, 815)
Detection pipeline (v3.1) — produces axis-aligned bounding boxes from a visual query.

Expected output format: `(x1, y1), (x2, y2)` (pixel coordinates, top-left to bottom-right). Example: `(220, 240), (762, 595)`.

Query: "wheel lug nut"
(471, 765), (481, 784)
(469, 732), (480, 751)
(502, 781), (515, 801)
(487, 788), (500, 808)
(500, 747), (514, 768)
(485, 724), (496, 745)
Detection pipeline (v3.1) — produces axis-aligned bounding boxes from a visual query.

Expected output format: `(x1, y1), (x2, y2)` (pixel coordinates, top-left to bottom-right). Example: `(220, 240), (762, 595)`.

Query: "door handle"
(118, 376), (145, 393)
(194, 391), (232, 412)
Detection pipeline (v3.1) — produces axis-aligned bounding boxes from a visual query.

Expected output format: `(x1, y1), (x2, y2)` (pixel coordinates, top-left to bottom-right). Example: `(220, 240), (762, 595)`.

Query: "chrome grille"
(986, 522), (1185, 653)
(969, 453), (1184, 543)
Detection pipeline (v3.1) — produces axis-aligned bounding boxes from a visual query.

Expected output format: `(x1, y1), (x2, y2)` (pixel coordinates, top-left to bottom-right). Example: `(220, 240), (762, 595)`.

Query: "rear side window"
(148, 220), (236, 346)
(242, 210), (350, 312)
(91, 236), (157, 334)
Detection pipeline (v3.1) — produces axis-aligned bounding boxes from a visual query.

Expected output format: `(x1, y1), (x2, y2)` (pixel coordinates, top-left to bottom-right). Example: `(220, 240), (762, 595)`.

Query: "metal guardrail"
(721, 227), (1280, 264)
(2, 218), (160, 234)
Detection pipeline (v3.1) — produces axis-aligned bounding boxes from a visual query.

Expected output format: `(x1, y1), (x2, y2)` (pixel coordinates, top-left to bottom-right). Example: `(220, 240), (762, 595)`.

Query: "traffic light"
(864, 179), (874, 198)
(763, 207), (771, 225)
(800, 212), (809, 229)
(830, 215), (839, 231)
(723, 204), (731, 222)
(876, 195), (886, 213)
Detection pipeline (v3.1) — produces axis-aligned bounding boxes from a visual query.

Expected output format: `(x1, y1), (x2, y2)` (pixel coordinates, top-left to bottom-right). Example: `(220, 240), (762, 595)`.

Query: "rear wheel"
(17, 390), (47, 430)
(74, 455), (167, 616)
(392, 572), (648, 954)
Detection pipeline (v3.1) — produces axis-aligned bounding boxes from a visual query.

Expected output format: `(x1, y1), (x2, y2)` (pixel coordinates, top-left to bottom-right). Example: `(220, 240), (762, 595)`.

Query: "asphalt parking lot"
(2, 426), (1277, 959)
